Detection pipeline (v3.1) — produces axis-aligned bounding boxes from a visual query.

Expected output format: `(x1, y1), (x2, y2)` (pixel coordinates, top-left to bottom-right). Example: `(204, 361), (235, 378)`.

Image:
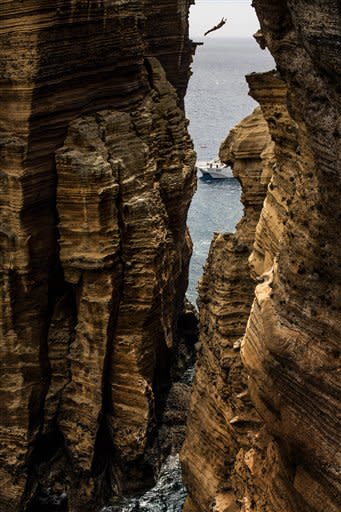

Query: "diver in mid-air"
(204, 17), (227, 36)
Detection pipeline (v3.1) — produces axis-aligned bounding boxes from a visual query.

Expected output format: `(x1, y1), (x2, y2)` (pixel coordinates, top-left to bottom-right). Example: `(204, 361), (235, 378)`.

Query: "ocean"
(103, 37), (274, 512)
(186, 37), (274, 303)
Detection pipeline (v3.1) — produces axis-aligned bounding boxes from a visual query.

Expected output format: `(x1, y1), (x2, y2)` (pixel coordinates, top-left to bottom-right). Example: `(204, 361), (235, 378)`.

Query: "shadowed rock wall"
(0, 2), (195, 511)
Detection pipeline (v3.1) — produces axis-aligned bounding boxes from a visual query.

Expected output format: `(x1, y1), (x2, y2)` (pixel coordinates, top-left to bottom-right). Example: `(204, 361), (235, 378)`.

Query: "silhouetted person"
(204, 18), (227, 36)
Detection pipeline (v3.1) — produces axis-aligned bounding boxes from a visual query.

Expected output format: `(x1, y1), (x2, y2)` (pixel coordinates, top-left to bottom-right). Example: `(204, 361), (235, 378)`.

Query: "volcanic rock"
(0, 2), (195, 510)
(181, 106), (274, 512)
(182, 2), (341, 511)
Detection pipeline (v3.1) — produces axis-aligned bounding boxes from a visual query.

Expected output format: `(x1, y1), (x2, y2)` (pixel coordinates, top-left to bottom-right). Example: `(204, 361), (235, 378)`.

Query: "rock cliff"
(0, 2), (195, 511)
(242, 2), (341, 510)
(181, 106), (274, 512)
(182, 1), (341, 511)
(2, 1), (341, 511)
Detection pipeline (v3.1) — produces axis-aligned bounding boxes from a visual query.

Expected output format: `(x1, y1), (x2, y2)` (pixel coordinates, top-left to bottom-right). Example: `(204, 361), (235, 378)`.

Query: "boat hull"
(198, 168), (234, 180)
(196, 159), (234, 180)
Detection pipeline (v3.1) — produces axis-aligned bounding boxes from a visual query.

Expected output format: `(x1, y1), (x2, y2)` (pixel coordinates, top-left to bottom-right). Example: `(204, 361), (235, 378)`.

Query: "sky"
(189, 0), (260, 39)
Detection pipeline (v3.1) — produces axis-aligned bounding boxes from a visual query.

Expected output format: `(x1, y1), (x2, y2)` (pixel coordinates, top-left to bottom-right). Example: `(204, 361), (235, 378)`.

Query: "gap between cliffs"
(1, 2), (340, 512)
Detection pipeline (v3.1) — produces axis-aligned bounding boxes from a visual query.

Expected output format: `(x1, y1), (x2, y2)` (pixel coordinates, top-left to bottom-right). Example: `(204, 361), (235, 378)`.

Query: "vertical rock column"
(53, 58), (196, 509)
(181, 107), (274, 512)
(241, 2), (341, 511)
(182, 1), (341, 509)
(231, 70), (306, 512)
(0, 1), (195, 510)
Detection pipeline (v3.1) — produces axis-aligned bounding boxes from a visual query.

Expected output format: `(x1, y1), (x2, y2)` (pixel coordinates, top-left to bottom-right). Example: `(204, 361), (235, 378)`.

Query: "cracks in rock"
(90, 115), (126, 506)
(23, 273), (77, 512)
(144, 57), (155, 91)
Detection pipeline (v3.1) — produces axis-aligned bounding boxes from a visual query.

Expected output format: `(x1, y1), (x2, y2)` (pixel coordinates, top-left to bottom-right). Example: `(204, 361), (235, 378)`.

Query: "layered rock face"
(181, 107), (274, 512)
(230, 71), (305, 512)
(0, 2), (195, 511)
(242, 2), (341, 510)
(183, 1), (341, 511)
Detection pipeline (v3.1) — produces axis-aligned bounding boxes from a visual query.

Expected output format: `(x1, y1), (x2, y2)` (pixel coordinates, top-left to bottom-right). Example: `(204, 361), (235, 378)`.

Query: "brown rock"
(53, 63), (196, 504)
(183, 2), (341, 512)
(242, 2), (341, 510)
(181, 107), (273, 512)
(0, 2), (195, 511)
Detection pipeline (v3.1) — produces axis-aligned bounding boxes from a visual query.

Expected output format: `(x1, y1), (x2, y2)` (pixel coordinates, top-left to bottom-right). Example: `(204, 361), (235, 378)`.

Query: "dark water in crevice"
(101, 366), (195, 512)
(101, 455), (186, 512)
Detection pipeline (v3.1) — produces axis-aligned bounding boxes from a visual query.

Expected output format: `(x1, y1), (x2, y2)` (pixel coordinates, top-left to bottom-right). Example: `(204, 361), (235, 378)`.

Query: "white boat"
(196, 159), (234, 180)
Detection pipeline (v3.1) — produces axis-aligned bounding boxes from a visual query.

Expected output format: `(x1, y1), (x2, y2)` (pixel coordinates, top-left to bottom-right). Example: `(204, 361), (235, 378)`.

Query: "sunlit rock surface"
(242, 1), (341, 510)
(183, 1), (341, 511)
(0, 2), (195, 511)
(181, 107), (273, 512)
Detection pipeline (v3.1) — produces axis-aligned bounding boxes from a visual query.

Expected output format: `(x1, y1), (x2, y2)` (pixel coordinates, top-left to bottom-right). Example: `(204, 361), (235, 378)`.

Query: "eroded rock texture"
(181, 107), (273, 512)
(183, 1), (341, 511)
(242, 2), (341, 510)
(0, 2), (195, 511)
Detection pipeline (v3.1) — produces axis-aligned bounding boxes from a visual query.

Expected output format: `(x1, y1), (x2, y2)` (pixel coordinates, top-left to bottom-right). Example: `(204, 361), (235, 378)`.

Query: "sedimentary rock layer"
(242, 2), (341, 510)
(183, 1), (341, 511)
(231, 71), (305, 512)
(181, 107), (273, 512)
(0, 2), (195, 511)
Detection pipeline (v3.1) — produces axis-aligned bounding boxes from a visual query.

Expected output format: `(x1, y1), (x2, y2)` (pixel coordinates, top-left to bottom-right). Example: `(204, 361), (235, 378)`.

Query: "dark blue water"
(186, 38), (274, 302)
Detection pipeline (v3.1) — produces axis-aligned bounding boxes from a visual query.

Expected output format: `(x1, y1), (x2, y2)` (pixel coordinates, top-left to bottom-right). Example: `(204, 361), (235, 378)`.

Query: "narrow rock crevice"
(181, 105), (274, 512)
(2, 2), (340, 512)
